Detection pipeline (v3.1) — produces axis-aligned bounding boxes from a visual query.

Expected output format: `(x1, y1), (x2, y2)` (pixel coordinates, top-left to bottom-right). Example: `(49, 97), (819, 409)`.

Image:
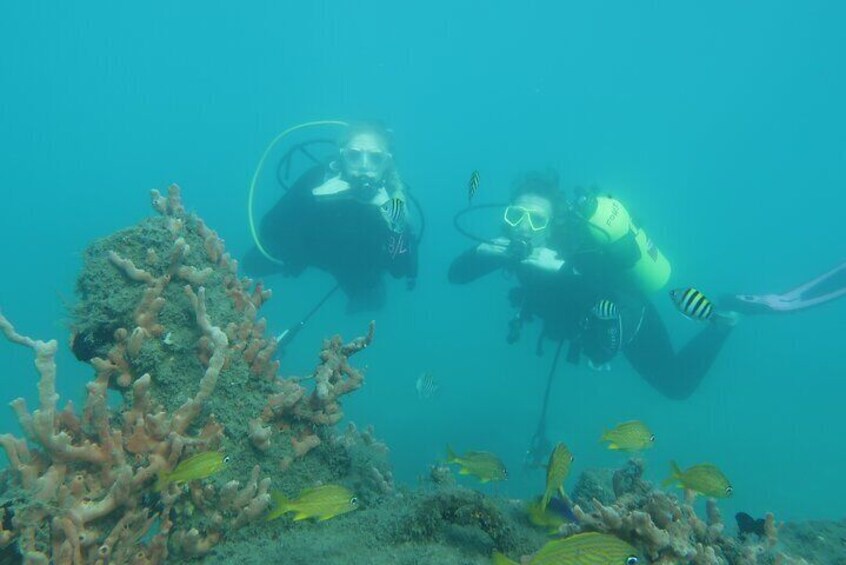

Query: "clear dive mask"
(503, 205), (550, 232)
(340, 147), (392, 179)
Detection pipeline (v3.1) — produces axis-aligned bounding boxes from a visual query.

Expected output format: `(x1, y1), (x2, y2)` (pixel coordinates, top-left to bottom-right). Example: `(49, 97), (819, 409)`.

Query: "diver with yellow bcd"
(449, 172), (735, 405)
(243, 120), (422, 319)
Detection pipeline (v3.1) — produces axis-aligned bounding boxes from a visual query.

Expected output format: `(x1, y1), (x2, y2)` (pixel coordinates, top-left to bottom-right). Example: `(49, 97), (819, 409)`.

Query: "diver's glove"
(312, 176), (352, 198)
(476, 237), (511, 257)
(521, 247), (565, 273)
(406, 277), (417, 291)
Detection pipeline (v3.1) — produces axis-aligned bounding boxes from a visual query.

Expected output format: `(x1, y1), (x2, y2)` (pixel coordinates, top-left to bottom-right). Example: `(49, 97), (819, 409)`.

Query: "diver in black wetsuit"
(448, 171), (733, 400)
(243, 123), (419, 313)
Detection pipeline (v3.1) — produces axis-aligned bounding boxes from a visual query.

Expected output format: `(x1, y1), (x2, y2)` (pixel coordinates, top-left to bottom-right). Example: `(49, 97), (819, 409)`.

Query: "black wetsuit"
(243, 165), (419, 312)
(448, 245), (732, 400)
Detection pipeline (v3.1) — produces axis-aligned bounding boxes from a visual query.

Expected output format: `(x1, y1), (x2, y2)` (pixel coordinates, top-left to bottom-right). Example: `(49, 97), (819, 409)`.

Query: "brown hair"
(509, 169), (566, 218)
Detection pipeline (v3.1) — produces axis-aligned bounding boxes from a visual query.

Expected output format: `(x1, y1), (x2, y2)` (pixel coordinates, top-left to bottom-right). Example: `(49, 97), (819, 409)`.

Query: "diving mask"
(340, 147), (392, 178)
(503, 205), (550, 231)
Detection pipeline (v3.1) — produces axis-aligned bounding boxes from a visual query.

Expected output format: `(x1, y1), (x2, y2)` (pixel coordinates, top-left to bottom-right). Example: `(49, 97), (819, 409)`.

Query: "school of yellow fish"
(446, 418), (733, 564)
(151, 413), (729, 563)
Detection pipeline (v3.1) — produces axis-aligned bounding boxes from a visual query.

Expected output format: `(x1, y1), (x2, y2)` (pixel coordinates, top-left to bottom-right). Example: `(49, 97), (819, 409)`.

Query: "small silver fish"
(468, 170), (480, 203)
(416, 372), (439, 400)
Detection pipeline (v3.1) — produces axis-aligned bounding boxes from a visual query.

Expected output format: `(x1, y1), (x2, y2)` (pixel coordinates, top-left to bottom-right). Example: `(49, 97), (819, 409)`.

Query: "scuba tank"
(577, 192), (671, 294)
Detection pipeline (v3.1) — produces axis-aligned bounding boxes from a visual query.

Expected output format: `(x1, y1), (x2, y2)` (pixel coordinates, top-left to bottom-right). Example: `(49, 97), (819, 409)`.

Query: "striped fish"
(446, 446), (507, 483)
(494, 532), (640, 564)
(670, 287), (714, 321)
(468, 170), (480, 202)
(601, 420), (655, 452)
(541, 443), (573, 512)
(415, 372), (439, 400)
(381, 197), (405, 231)
(591, 299), (619, 320)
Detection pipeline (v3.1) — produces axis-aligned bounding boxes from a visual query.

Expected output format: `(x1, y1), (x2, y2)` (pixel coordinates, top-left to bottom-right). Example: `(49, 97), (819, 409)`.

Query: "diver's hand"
(507, 238), (532, 261)
(476, 237), (511, 257)
(521, 247), (565, 272)
(312, 177), (352, 198)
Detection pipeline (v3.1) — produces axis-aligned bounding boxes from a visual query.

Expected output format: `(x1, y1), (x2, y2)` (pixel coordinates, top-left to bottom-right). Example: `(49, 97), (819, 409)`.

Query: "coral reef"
(332, 423), (394, 505)
(0, 185), (836, 565)
(0, 186), (375, 563)
(559, 459), (804, 565)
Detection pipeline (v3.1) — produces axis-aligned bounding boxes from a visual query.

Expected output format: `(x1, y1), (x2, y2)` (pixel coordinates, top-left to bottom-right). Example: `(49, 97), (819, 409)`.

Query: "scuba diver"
(449, 170), (734, 401)
(243, 122), (419, 313)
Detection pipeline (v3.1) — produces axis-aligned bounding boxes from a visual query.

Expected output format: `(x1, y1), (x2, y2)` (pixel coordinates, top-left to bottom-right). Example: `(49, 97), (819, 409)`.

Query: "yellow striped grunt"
(266, 484), (358, 522)
(601, 420), (655, 452)
(446, 445), (507, 483)
(155, 451), (228, 492)
(670, 287), (714, 321)
(663, 460), (733, 498)
(493, 531), (640, 564)
(541, 442), (573, 511)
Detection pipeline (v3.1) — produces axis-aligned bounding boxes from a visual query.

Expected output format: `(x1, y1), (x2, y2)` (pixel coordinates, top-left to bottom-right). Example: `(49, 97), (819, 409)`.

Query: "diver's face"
(504, 194), (553, 244)
(340, 133), (392, 185)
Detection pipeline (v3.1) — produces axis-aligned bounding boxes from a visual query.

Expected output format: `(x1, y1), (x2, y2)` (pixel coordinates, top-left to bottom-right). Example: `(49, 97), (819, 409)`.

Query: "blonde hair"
(339, 122), (405, 199)
(339, 121), (393, 150)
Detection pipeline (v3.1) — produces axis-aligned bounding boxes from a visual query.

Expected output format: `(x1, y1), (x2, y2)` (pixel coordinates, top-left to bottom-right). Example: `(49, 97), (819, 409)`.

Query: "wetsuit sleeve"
(241, 166), (325, 278)
(623, 301), (732, 400)
(448, 246), (507, 284)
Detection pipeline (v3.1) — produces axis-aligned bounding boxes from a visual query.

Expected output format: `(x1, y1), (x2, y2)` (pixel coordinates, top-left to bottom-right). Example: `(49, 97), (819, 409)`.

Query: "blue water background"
(1, 2), (844, 524)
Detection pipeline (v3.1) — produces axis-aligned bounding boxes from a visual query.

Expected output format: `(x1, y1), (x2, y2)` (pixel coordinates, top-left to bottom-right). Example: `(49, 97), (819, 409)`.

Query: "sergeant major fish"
(468, 170), (480, 203)
(381, 196), (405, 232)
(415, 371), (439, 400)
(592, 299), (619, 320)
(670, 287), (714, 321)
